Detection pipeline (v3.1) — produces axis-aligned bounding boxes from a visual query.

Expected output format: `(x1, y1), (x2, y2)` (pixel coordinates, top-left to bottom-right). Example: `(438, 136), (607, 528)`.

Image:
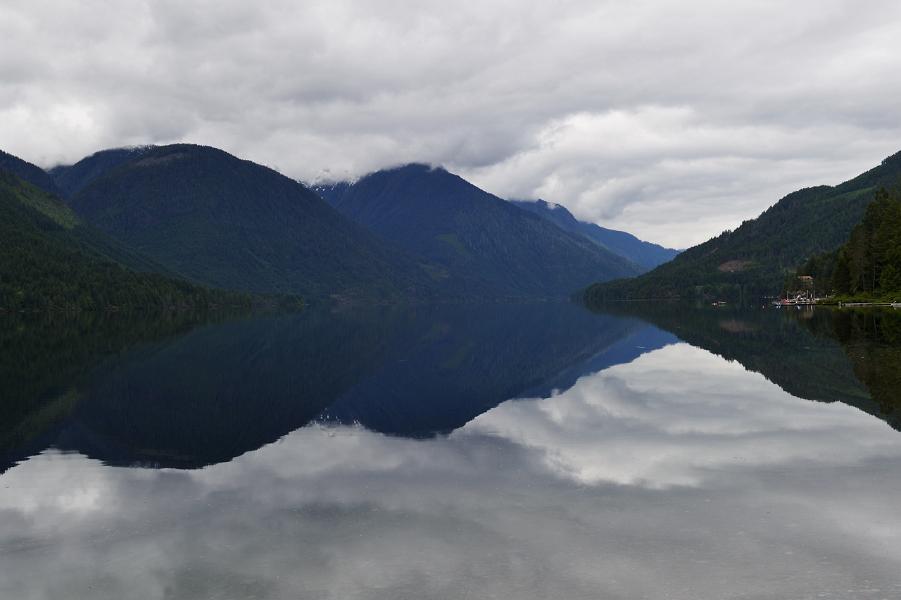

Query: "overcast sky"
(2, 0), (900, 247)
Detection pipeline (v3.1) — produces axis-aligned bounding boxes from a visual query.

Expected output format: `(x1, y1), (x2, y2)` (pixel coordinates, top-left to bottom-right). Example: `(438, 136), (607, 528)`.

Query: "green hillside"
(0, 169), (250, 311)
(586, 151), (901, 303)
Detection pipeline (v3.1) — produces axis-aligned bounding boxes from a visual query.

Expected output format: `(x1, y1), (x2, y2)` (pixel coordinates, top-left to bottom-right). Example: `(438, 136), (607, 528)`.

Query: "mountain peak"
(63, 144), (433, 299)
(323, 164), (640, 297)
(0, 148), (61, 196)
(50, 146), (156, 198)
(378, 162), (445, 176)
(517, 198), (568, 213)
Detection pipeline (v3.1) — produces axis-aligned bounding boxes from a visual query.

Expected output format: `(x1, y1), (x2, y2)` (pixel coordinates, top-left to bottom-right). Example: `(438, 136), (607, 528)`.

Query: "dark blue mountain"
(64, 145), (438, 301)
(316, 164), (641, 298)
(511, 199), (679, 272)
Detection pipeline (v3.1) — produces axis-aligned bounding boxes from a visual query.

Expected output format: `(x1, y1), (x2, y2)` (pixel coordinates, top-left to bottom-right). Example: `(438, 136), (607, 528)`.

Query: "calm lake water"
(1, 303), (900, 599)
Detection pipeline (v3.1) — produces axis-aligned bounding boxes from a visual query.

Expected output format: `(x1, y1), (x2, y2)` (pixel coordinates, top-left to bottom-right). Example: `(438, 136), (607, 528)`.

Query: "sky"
(1, 1), (901, 247)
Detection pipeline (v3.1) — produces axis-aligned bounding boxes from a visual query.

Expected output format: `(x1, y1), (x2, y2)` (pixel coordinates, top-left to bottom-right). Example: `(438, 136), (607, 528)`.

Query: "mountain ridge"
(317, 163), (642, 298)
(510, 198), (679, 271)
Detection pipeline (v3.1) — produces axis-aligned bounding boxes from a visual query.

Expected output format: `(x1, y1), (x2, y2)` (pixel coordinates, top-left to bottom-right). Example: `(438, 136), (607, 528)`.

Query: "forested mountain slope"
(586, 151), (901, 302)
(67, 145), (438, 301)
(0, 168), (246, 311)
(796, 186), (901, 299)
(318, 164), (640, 298)
(49, 146), (154, 199)
(0, 149), (61, 196)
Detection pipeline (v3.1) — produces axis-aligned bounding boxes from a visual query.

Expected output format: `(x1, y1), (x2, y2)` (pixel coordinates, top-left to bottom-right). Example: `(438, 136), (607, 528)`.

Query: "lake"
(1, 303), (900, 599)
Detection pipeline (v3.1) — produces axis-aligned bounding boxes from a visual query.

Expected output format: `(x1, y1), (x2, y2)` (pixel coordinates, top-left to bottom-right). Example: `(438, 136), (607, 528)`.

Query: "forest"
(795, 187), (901, 300)
(0, 169), (255, 312)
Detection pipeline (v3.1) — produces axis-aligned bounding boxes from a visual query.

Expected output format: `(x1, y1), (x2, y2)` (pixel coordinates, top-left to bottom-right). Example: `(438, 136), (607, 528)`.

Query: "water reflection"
(466, 344), (895, 487)
(2, 341), (901, 599)
(1, 303), (676, 470)
(0, 312), (215, 465)
(594, 303), (901, 427)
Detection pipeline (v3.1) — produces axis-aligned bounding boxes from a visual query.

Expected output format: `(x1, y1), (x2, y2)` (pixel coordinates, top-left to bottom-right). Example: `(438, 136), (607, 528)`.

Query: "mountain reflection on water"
(0, 302), (676, 470)
(595, 303), (901, 428)
(1, 303), (901, 599)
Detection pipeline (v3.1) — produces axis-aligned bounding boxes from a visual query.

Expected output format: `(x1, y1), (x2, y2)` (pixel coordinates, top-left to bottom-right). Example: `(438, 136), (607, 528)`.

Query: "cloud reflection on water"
(2, 344), (901, 599)
(464, 344), (900, 487)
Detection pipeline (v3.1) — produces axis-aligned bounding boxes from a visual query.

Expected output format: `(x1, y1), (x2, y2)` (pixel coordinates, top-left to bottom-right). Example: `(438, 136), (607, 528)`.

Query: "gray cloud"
(1, 0), (900, 246)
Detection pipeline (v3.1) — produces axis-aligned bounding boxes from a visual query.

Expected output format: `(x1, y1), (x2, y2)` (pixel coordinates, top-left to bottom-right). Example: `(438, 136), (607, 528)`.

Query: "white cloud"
(1, 0), (900, 246)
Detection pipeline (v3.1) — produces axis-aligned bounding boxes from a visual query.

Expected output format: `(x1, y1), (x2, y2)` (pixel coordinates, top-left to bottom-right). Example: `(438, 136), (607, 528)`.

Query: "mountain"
(510, 198), (679, 271)
(0, 166), (248, 311)
(49, 146), (154, 199)
(65, 144), (437, 301)
(316, 164), (641, 298)
(585, 150), (901, 302)
(0, 149), (60, 196)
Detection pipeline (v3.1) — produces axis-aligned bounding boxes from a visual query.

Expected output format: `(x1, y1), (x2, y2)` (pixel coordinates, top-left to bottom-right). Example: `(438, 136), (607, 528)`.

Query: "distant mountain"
(316, 164), (640, 298)
(585, 150), (901, 302)
(0, 149), (60, 196)
(510, 199), (679, 271)
(65, 145), (437, 300)
(0, 166), (246, 311)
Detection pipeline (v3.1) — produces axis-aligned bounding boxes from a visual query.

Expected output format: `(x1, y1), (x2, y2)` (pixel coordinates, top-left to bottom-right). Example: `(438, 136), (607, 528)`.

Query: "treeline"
(795, 187), (901, 299)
